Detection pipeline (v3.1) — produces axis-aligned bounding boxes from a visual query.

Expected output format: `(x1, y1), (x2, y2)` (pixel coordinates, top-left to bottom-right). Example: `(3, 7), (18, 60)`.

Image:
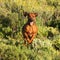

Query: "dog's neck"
(28, 19), (35, 26)
(30, 22), (34, 26)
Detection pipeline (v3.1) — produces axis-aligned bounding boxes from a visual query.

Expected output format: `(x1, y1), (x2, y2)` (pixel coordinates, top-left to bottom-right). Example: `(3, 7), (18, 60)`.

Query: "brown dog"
(22, 12), (38, 44)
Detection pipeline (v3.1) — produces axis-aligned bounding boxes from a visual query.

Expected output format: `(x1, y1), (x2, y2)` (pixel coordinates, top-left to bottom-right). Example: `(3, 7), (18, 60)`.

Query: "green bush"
(0, 43), (19, 60)
(0, 0), (60, 60)
(0, 38), (58, 60)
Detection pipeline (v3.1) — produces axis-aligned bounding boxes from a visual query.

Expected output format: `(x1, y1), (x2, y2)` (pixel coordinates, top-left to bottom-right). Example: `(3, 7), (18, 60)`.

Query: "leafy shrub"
(53, 35), (60, 50)
(0, 43), (19, 60)
(0, 0), (60, 60)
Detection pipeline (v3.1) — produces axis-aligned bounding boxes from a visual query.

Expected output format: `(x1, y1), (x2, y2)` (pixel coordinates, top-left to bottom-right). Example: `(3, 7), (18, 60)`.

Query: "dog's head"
(23, 12), (38, 21)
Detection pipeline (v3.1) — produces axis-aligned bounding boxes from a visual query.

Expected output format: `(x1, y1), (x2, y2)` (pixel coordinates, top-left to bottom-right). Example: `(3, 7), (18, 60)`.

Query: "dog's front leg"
(24, 32), (30, 43)
(28, 34), (36, 44)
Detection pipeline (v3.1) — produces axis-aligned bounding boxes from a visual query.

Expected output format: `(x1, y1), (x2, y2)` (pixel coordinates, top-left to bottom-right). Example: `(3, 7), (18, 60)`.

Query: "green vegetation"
(0, 0), (60, 60)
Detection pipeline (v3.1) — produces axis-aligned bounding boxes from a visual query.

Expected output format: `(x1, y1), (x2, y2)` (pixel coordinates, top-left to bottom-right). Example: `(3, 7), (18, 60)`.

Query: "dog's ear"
(34, 13), (38, 17)
(23, 12), (28, 17)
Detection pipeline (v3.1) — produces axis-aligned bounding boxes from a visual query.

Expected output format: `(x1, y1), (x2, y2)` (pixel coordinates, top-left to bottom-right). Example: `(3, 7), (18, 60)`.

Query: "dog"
(22, 12), (38, 44)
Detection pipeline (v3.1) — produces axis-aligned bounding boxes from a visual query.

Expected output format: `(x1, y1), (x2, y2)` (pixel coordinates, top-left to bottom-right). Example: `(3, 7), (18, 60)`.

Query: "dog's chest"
(25, 24), (37, 34)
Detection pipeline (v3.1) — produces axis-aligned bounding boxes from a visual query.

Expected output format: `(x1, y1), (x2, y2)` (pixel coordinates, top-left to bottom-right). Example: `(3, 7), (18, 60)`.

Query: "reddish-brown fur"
(22, 12), (38, 44)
